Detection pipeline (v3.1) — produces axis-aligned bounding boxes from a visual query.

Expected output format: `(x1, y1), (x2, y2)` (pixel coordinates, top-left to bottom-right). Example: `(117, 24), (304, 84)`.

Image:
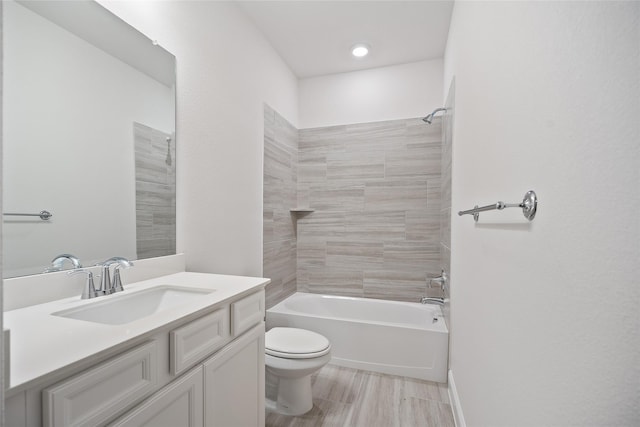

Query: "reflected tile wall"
(440, 79), (455, 331)
(134, 122), (176, 259)
(298, 118), (443, 302)
(263, 105), (298, 308)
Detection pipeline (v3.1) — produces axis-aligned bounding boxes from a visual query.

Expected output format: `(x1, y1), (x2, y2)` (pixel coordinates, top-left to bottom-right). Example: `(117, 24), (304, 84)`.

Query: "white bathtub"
(266, 292), (448, 383)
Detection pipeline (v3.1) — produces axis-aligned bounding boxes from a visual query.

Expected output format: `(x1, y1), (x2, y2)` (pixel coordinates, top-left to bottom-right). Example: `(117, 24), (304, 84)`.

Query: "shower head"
(422, 107), (447, 124)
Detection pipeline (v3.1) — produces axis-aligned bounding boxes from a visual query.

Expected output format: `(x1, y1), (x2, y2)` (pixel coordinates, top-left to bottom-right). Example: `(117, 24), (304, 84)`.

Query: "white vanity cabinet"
(203, 323), (265, 427)
(5, 288), (266, 427)
(109, 366), (204, 427)
(42, 341), (159, 427)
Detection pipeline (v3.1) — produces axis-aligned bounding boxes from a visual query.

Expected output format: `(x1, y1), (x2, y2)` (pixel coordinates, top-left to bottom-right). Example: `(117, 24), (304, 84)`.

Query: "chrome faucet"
(420, 296), (445, 305)
(429, 270), (448, 290)
(420, 269), (448, 305)
(98, 262), (114, 295)
(68, 269), (99, 299)
(107, 257), (134, 293)
(98, 257), (134, 294)
(44, 254), (82, 273)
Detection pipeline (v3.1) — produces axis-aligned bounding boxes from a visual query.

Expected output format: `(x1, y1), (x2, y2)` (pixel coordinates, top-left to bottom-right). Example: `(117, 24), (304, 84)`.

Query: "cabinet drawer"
(231, 291), (265, 337)
(170, 307), (229, 376)
(43, 341), (158, 427)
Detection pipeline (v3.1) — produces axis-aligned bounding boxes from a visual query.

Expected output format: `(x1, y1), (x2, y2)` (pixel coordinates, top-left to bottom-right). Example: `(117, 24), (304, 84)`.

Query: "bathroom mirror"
(2, 0), (176, 278)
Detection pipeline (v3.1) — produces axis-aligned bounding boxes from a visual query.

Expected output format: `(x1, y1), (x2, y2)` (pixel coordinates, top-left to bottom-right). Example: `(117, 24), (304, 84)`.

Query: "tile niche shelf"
(289, 208), (315, 214)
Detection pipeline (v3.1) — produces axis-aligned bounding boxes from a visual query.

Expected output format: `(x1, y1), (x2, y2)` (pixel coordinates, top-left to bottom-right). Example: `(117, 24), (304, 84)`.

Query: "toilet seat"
(266, 327), (331, 359)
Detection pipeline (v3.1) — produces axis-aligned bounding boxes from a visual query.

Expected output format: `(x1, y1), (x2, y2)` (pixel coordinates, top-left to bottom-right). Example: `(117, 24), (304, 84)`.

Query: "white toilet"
(265, 327), (331, 416)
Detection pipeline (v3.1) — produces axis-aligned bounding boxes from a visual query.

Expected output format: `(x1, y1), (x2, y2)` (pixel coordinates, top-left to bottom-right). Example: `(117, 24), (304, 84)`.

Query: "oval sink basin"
(52, 286), (214, 325)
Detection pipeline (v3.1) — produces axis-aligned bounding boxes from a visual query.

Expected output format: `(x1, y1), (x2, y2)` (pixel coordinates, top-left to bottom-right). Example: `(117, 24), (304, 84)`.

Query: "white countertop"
(4, 272), (269, 394)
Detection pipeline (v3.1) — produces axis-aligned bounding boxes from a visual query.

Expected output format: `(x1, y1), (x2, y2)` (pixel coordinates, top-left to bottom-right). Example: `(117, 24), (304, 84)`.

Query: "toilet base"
(269, 374), (313, 416)
(264, 328), (331, 416)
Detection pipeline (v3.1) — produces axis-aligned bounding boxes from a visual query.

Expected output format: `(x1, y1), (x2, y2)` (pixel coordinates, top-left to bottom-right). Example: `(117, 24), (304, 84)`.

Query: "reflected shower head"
(165, 137), (172, 166)
(422, 107), (447, 124)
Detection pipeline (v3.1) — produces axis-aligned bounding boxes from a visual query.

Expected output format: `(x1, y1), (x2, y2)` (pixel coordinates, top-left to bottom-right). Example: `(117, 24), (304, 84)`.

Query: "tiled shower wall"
(263, 105), (298, 308)
(297, 118), (443, 302)
(134, 122), (176, 259)
(263, 107), (445, 305)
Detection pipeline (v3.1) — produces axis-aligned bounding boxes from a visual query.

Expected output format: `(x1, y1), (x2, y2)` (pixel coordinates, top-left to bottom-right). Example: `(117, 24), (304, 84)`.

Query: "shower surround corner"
(263, 104), (299, 308)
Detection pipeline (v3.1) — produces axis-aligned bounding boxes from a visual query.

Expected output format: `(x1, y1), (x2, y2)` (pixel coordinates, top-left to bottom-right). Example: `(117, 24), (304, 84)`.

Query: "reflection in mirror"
(2, 0), (176, 278)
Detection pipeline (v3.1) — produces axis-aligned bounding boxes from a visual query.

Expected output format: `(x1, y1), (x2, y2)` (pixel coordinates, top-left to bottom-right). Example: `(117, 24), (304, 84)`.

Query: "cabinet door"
(203, 323), (265, 427)
(109, 366), (204, 427)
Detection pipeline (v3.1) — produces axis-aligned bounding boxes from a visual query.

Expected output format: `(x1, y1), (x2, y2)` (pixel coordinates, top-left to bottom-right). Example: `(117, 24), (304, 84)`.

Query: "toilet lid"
(266, 327), (331, 359)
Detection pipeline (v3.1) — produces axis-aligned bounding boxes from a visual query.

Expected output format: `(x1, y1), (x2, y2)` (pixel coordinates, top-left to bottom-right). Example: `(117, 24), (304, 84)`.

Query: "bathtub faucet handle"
(429, 270), (448, 292)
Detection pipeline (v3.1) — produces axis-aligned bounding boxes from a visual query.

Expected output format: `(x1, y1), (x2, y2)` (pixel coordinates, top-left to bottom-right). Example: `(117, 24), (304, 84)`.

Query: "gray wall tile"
(327, 156), (385, 181)
(326, 241), (385, 267)
(406, 209), (440, 244)
(364, 180), (428, 211)
(297, 117), (443, 302)
(264, 111), (445, 304)
(263, 105), (298, 308)
(344, 211), (406, 241)
(309, 183), (365, 211)
(297, 211), (346, 238)
(134, 122), (175, 260)
(439, 79), (455, 332)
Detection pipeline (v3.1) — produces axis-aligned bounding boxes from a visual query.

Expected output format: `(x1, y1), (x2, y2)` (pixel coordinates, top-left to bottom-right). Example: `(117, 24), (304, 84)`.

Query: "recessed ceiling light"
(351, 44), (370, 58)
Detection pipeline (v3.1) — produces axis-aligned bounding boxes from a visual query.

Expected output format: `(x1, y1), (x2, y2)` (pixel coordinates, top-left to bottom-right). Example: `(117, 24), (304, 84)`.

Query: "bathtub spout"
(420, 297), (445, 305)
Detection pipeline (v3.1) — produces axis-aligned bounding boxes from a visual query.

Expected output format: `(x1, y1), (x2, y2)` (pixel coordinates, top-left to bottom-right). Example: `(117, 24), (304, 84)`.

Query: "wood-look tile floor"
(266, 364), (455, 427)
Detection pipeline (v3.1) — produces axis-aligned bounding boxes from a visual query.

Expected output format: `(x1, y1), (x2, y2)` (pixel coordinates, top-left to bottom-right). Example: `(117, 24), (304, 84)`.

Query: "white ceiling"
(237, 0), (454, 78)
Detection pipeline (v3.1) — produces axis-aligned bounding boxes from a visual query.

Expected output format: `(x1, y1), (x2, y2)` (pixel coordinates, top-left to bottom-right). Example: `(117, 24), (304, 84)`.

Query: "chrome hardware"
(98, 263), (113, 296)
(107, 257), (134, 293)
(3, 210), (53, 221)
(68, 269), (99, 299)
(99, 257), (134, 294)
(422, 270), (448, 305)
(422, 107), (447, 124)
(458, 190), (538, 222)
(429, 270), (448, 292)
(420, 297), (445, 305)
(44, 254), (82, 273)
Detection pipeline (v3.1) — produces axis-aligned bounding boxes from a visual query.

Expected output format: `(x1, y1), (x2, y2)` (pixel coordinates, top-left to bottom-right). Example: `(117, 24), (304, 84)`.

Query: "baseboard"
(448, 369), (466, 427)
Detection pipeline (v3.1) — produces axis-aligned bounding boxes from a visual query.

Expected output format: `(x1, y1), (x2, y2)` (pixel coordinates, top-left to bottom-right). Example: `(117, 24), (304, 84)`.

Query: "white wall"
(1, 0), (5, 416)
(99, 1), (298, 277)
(299, 59), (442, 128)
(444, 1), (639, 425)
(3, 0), (173, 277)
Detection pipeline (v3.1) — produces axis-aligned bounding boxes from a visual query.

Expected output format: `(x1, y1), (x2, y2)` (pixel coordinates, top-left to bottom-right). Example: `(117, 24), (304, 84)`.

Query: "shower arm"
(422, 107), (447, 123)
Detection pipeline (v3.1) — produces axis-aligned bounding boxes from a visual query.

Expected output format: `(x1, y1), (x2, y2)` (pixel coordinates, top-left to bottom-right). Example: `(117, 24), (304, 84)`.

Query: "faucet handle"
(68, 269), (99, 299)
(105, 257), (134, 293)
(112, 265), (126, 292)
(97, 263), (113, 295)
(97, 257), (132, 295)
(429, 269), (448, 291)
